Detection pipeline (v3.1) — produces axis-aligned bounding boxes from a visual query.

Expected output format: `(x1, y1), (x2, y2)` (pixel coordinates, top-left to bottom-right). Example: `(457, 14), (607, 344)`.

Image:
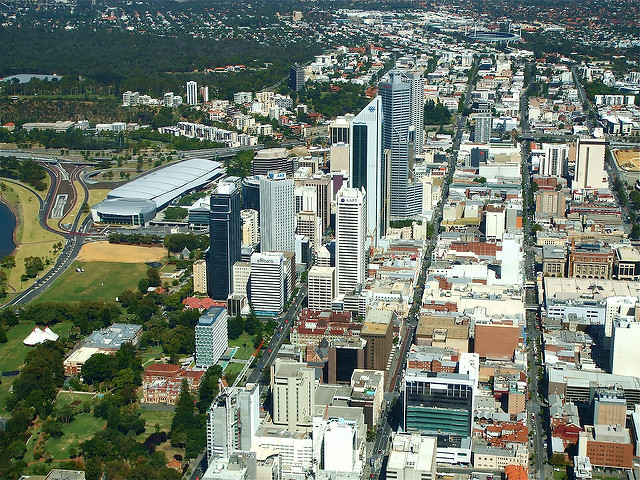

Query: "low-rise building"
(472, 444), (528, 469)
(387, 433), (437, 480)
(142, 364), (204, 405)
(579, 425), (633, 469)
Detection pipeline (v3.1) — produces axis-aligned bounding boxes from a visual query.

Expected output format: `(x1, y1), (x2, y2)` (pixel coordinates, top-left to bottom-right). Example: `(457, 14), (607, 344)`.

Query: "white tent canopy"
(23, 326), (59, 346)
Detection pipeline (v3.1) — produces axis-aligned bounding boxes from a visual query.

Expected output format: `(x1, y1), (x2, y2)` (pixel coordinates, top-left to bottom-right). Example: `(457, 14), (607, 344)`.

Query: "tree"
(228, 313), (244, 340)
(147, 268), (161, 287)
(531, 181), (539, 193)
(196, 365), (222, 413)
(81, 353), (117, 385)
(630, 223), (640, 240)
(244, 310), (262, 336)
(43, 418), (63, 438)
(85, 458), (102, 480)
(171, 379), (194, 447)
(138, 278), (150, 293)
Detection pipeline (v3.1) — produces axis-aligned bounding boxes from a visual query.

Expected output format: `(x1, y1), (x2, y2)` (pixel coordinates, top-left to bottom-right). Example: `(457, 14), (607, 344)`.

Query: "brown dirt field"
(613, 149), (640, 172)
(77, 241), (166, 263)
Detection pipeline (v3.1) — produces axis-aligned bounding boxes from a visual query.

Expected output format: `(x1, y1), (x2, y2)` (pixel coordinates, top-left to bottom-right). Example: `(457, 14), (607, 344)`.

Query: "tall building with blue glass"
(379, 70), (422, 219)
(207, 177), (241, 300)
(350, 96), (389, 245)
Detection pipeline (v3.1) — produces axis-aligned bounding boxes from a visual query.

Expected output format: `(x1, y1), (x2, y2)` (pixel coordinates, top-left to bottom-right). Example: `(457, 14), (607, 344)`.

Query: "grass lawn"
(0, 321), (72, 373)
(228, 333), (256, 360)
(36, 261), (149, 303)
(80, 188), (110, 223)
(46, 413), (106, 459)
(139, 407), (174, 437)
(56, 391), (95, 408)
(553, 469), (568, 480)
(223, 362), (245, 376)
(0, 180), (64, 292)
(139, 345), (165, 366)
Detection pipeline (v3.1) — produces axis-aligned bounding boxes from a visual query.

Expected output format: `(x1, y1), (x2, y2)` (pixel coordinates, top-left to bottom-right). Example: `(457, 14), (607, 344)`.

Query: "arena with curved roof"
(91, 158), (224, 225)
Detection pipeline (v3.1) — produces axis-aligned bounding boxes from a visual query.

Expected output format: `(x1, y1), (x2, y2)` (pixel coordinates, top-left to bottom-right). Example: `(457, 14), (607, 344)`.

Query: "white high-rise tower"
(259, 172), (295, 253)
(186, 80), (198, 105)
(335, 186), (367, 294)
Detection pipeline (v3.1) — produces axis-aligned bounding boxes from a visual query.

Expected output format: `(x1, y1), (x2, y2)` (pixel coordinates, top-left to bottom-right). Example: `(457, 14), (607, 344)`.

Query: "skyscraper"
(350, 96), (390, 245)
(207, 177), (241, 300)
(250, 252), (285, 316)
(186, 80), (198, 105)
(573, 137), (608, 191)
(259, 172), (295, 253)
(379, 70), (422, 219)
(475, 114), (491, 143)
(289, 64), (305, 91)
(207, 385), (260, 462)
(335, 186), (367, 294)
(406, 71), (425, 155)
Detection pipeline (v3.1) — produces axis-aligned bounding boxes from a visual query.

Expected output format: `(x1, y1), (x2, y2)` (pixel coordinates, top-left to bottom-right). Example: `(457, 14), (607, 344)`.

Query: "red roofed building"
(143, 364), (204, 405)
(290, 309), (361, 346)
(474, 322), (521, 360)
(182, 297), (223, 311)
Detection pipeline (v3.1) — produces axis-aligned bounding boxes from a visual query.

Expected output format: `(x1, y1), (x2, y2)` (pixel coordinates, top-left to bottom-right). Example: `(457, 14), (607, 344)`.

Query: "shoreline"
(0, 185), (20, 258)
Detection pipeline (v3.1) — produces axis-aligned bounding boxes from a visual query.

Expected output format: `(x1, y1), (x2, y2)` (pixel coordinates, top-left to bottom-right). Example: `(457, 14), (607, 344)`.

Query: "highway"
(2, 160), (91, 307)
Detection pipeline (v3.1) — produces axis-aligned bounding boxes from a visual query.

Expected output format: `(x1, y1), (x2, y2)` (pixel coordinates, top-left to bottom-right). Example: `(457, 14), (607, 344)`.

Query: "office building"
(604, 296), (638, 337)
(259, 172), (295, 254)
(350, 96), (390, 244)
(271, 358), (315, 431)
(289, 63), (305, 91)
(206, 385), (259, 462)
(193, 259), (207, 294)
(475, 114), (491, 143)
(302, 174), (332, 229)
(592, 388), (627, 426)
(360, 309), (394, 372)
(474, 322), (520, 360)
(252, 148), (294, 176)
(335, 186), (367, 294)
(387, 433), (437, 480)
(380, 70), (421, 219)
(186, 80), (198, 105)
(307, 266), (336, 311)
(240, 209), (259, 246)
(250, 252), (285, 316)
(541, 143), (568, 177)
(611, 320), (640, 377)
(241, 176), (261, 212)
(232, 261), (251, 296)
(573, 137), (608, 191)
(326, 338), (366, 385)
(195, 307), (228, 368)
(200, 85), (209, 103)
(578, 425), (633, 469)
(406, 71), (425, 155)
(473, 445), (528, 469)
(329, 115), (352, 144)
(485, 204), (506, 240)
(350, 369), (385, 428)
(207, 177), (241, 300)
(469, 147), (488, 168)
(404, 370), (475, 437)
(535, 189), (567, 217)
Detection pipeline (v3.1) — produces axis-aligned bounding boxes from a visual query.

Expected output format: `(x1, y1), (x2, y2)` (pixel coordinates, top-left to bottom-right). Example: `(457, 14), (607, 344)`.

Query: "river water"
(0, 200), (17, 258)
